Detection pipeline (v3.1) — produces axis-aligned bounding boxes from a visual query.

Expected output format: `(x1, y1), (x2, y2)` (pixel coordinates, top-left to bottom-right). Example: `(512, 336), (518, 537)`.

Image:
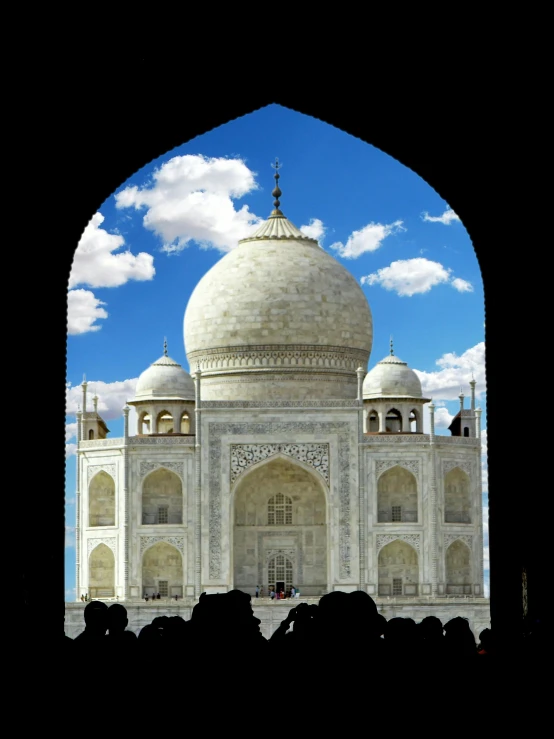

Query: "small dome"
(134, 353), (195, 401)
(363, 353), (422, 399)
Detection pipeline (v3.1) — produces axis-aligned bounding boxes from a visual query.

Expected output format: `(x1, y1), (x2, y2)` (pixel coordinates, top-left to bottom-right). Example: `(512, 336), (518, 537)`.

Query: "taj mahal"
(65, 166), (490, 638)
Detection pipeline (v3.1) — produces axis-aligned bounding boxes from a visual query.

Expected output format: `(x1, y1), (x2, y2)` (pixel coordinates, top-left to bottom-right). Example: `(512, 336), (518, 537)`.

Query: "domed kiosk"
(184, 164), (373, 401)
(70, 162), (488, 640)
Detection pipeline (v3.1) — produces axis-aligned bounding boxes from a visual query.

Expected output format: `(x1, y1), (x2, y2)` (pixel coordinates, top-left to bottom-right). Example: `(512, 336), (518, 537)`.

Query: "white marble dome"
(134, 352), (195, 401)
(183, 206), (373, 401)
(363, 353), (422, 399)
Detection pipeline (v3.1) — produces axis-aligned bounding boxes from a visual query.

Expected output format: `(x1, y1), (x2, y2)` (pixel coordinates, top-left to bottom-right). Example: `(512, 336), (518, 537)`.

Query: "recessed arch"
(88, 470), (115, 527)
(142, 467), (183, 525)
(377, 465), (418, 523)
(385, 407), (402, 433)
(233, 455), (327, 597)
(138, 411), (151, 434)
(141, 541), (183, 598)
(446, 539), (472, 594)
(156, 409), (174, 434)
(180, 411), (191, 434)
(444, 467), (471, 523)
(88, 542), (115, 598)
(378, 539), (419, 596)
(367, 409), (379, 433)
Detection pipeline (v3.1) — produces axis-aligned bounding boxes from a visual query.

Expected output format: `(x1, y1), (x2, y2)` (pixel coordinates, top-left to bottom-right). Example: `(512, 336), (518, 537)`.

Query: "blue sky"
(65, 103), (488, 599)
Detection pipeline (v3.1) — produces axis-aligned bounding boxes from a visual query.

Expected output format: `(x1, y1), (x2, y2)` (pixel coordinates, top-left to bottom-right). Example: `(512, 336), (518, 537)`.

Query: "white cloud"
(115, 154), (263, 254)
(66, 422), (77, 442)
(422, 207), (460, 225)
(414, 341), (486, 401)
(361, 258), (452, 296)
(67, 289), (108, 335)
(65, 526), (75, 548)
(300, 218), (326, 242)
(452, 277), (474, 293)
(66, 443), (77, 459)
(69, 212), (155, 289)
(66, 378), (139, 421)
(65, 496), (76, 506)
(330, 220), (405, 259)
(434, 406), (454, 428)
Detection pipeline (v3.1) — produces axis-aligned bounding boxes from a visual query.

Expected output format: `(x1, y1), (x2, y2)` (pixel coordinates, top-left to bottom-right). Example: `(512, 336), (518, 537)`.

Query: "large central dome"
(184, 171), (373, 401)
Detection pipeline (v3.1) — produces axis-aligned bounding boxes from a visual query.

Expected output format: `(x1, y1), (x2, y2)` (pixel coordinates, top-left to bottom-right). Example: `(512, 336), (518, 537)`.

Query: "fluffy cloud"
(66, 443), (77, 459)
(66, 422), (77, 442)
(300, 218), (326, 242)
(422, 207), (461, 225)
(434, 406), (454, 429)
(67, 289), (108, 335)
(115, 154), (263, 254)
(361, 258), (473, 296)
(414, 342), (486, 401)
(451, 277), (474, 293)
(330, 220), (405, 259)
(69, 212), (155, 289)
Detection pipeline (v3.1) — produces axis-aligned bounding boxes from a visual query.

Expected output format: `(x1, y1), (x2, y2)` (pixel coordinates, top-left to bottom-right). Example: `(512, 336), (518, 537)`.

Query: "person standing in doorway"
(255, 585), (260, 598)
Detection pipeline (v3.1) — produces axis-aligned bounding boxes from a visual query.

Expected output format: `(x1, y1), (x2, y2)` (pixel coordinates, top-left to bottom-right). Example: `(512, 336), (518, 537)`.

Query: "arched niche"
(378, 540), (419, 596)
(88, 429), (95, 440)
(367, 409), (379, 432)
(89, 543), (115, 597)
(180, 411), (191, 434)
(142, 468), (183, 524)
(409, 408), (421, 433)
(385, 408), (402, 433)
(444, 467), (471, 523)
(446, 540), (472, 594)
(156, 409), (174, 434)
(142, 542), (183, 598)
(377, 465), (418, 522)
(138, 411), (151, 434)
(233, 456), (327, 597)
(89, 470), (115, 527)
(268, 553), (294, 594)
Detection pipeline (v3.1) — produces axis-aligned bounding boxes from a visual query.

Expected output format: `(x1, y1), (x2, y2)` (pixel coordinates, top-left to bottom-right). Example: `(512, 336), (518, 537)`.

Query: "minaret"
(93, 393), (99, 415)
(82, 375), (88, 413)
(470, 376), (476, 412)
(459, 389), (465, 413)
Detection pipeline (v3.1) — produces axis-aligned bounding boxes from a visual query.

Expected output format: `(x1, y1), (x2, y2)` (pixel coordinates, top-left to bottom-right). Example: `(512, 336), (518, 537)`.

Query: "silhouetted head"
(419, 615), (444, 641)
(164, 616), (188, 642)
(138, 624), (163, 640)
(478, 628), (493, 651)
(107, 603), (128, 634)
(83, 601), (109, 634)
(443, 617), (476, 656)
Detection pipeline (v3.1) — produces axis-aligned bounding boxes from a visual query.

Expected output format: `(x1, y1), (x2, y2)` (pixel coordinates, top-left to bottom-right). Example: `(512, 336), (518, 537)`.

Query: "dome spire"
(390, 335), (394, 356)
(163, 337), (168, 356)
(270, 157), (283, 216)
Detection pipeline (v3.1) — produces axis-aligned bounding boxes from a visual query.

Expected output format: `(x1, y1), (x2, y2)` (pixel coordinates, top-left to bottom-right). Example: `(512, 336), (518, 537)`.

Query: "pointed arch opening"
(142, 468), (183, 525)
(385, 408), (402, 433)
(142, 541), (183, 599)
(156, 410), (174, 434)
(233, 456), (327, 597)
(89, 470), (115, 527)
(138, 411), (151, 434)
(180, 411), (191, 434)
(268, 553), (294, 595)
(378, 540), (419, 596)
(446, 540), (472, 594)
(367, 409), (379, 433)
(409, 408), (421, 433)
(444, 467), (471, 523)
(377, 465), (418, 522)
(89, 543), (115, 598)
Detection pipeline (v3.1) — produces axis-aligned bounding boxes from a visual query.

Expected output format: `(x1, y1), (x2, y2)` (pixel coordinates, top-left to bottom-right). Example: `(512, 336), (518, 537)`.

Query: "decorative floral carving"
(140, 536), (185, 555)
(442, 460), (473, 477)
(87, 537), (116, 557)
(87, 464), (116, 483)
(202, 399), (360, 408)
(230, 443), (329, 485)
(444, 534), (473, 549)
(376, 534), (421, 552)
(265, 549), (296, 562)
(210, 421), (352, 580)
(140, 460), (184, 479)
(80, 438), (124, 448)
(365, 435), (430, 444)
(375, 459), (420, 478)
(130, 437), (195, 445)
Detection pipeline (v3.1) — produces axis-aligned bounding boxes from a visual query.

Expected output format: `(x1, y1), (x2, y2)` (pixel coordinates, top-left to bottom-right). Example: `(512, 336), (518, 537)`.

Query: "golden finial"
(270, 158), (283, 215)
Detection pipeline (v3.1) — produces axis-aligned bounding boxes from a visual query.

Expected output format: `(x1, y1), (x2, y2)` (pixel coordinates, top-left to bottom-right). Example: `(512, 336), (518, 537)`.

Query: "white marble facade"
(72, 186), (488, 634)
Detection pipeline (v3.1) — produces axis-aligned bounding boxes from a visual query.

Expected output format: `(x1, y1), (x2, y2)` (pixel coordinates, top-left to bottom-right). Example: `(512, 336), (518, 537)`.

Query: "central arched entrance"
(233, 456), (328, 597)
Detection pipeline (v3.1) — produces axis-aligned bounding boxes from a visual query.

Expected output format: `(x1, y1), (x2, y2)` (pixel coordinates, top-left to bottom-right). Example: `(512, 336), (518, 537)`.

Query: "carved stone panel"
(442, 460), (473, 478)
(230, 443), (329, 485)
(87, 463), (116, 483)
(444, 534), (473, 549)
(139, 460), (184, 479)
(375, 459), (420, 478)
(87, 537), (116, 557)
(376, 533), (421, 552)
(139, 536), (185, 555)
